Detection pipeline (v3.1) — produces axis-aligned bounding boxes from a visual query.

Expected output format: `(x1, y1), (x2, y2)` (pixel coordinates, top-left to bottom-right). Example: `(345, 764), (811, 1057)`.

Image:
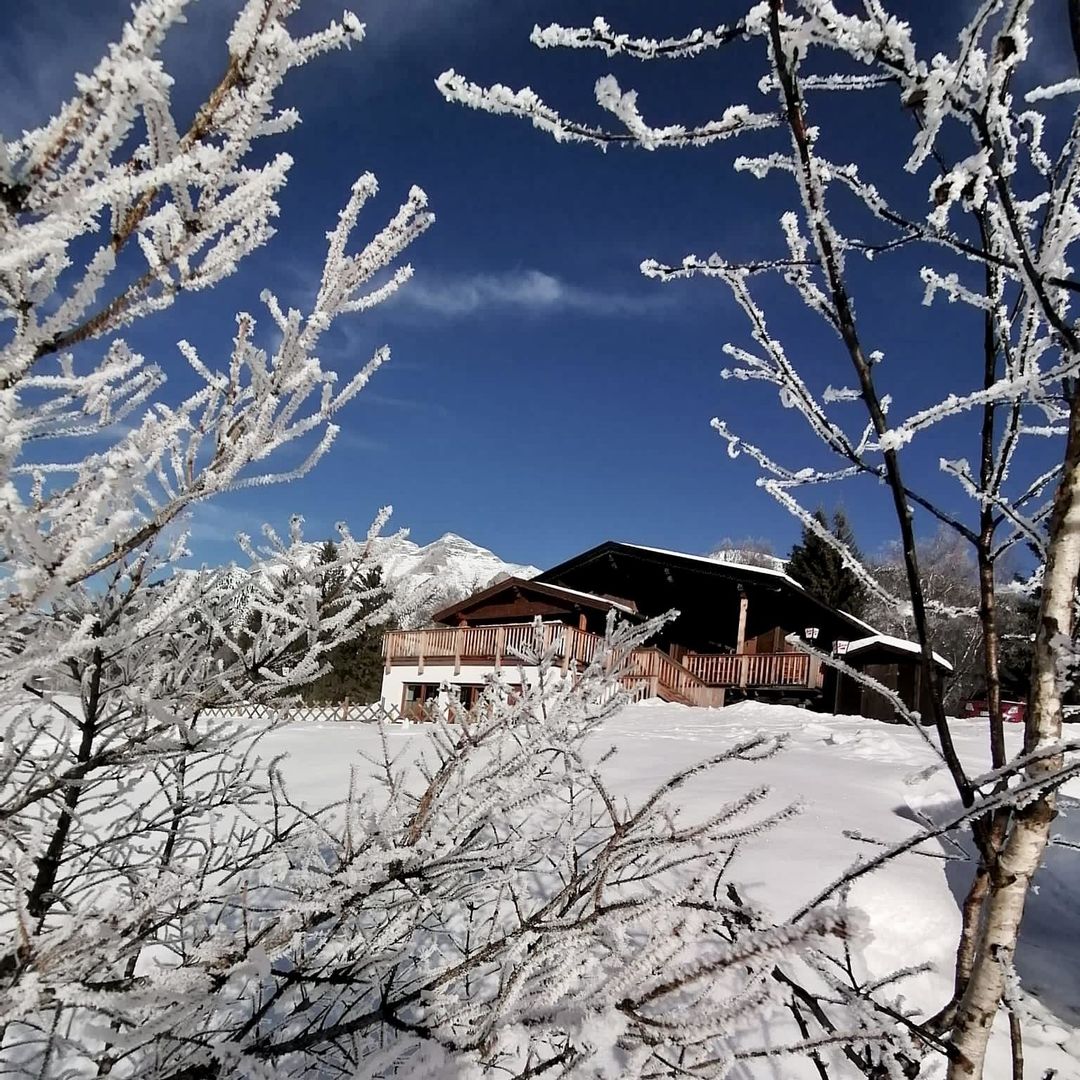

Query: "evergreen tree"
(302, 541), (397, 705)
(786, 509), (867, 617)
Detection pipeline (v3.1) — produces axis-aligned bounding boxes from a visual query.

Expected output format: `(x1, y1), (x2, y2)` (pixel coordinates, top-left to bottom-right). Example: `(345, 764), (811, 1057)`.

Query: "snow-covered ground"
(264, 700), (1080, 1079)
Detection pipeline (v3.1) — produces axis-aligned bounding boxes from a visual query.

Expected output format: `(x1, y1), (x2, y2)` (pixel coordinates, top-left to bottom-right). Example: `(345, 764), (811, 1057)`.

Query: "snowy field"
(262, 700), (1080, 1079)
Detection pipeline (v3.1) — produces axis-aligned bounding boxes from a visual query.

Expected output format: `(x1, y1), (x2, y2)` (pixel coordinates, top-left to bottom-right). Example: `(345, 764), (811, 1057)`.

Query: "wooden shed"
(831, 634), (952, 722)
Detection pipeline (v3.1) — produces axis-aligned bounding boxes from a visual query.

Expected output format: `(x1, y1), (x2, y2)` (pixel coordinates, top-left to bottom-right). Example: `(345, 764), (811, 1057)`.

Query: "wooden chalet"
(381, 541), (883, 719)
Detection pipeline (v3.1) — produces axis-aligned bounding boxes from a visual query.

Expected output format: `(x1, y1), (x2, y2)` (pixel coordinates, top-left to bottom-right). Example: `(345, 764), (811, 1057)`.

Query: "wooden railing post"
(739, 653), (749, 689)
(494, 626), (504, 670)
(453, 627), (462, 676)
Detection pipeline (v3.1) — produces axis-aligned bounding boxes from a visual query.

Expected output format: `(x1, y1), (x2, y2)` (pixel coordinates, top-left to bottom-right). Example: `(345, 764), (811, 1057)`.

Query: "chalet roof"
(844, 634), (954, 672)
(619, 543), (807, 589)
(537, 540), (872, 643)
(432, 576), (638, 624)
(618, 544), (887, 637)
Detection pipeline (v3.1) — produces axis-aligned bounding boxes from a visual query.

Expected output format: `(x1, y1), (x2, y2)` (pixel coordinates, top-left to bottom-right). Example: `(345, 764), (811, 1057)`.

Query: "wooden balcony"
(683, 651), (823, 690)
(383, 623), (602, 674)
(383, 626), (822, 707)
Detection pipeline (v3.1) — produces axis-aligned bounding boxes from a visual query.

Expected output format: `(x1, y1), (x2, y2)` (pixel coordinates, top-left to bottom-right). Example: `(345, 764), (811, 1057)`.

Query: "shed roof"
(844, 634), (954, 672)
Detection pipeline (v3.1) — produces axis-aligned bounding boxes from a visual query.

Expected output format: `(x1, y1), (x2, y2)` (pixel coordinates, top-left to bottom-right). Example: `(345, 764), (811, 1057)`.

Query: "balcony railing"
(683, 651), (821, 689)
(383, 623), (602, 674)
(383, 626), (821, 700)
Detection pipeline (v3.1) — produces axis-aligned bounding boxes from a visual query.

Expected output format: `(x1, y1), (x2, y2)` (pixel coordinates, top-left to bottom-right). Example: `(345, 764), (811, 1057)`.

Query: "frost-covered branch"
(436, 71), (778, 151)
(2, 616), (875, 1078)
(3, 165), (431, 612)
(530, 17), (747, 61)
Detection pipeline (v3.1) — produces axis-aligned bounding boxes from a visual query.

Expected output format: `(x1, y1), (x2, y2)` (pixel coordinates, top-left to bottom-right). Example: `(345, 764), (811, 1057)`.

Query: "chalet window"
(402, 682), (440, 721)
(452, 685), (484, 709)
(445, 684), (485, 722)
(448, 684), (527, 719)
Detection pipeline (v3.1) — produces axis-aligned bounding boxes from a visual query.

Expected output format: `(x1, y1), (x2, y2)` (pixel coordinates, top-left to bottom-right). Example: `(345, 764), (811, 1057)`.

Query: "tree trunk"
(27, 645), (104, 922)
(947, 396), (1080, 1077)
(940, 282), (1012, 1030)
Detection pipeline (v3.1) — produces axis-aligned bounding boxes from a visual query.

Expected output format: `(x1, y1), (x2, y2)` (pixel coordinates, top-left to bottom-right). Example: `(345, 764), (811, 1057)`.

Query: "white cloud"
(399, 269), (667, 318)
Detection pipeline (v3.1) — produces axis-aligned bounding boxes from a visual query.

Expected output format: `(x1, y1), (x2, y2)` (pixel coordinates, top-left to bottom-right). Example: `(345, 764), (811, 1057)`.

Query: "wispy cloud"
(396, 269), (670, 319)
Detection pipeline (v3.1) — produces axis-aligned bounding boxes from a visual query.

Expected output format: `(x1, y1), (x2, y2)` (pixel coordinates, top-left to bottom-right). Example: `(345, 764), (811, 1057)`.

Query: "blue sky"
(2, 1), (1074, 572)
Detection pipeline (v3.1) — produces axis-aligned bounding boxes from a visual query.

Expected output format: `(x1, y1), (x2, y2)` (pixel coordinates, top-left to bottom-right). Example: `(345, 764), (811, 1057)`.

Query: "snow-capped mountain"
(378, 533), (540, 626)
(196, 532), (538, 630)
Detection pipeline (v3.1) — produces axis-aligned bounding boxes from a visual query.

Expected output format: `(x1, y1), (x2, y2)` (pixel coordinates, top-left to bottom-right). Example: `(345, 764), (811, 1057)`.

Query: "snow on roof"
(844, 634), (953, 672)
(618, 542), (805, 587)
(535, 581), (638, 616)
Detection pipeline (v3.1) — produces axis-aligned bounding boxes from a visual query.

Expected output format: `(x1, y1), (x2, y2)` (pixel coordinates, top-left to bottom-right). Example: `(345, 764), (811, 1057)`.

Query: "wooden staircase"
(622, 647), (726, 708)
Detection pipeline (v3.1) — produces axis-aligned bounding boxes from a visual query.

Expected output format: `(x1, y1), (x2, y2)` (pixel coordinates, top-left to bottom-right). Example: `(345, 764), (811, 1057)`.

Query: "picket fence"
(204, 700), (409, 725)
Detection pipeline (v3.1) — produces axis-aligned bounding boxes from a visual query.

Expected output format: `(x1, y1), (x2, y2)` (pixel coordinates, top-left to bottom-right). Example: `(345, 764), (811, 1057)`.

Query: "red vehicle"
(961, 697), (1027, 724)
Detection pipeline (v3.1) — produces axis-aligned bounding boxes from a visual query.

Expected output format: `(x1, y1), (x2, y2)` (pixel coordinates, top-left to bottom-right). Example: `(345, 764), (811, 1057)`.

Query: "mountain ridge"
(377, 531), (540, 626)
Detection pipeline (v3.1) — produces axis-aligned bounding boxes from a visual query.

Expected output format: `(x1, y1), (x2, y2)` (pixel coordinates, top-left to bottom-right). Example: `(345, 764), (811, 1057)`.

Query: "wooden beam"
(735, 590), (749, 653)
(461, 601), (570, 620)
(736, 591), (750, 690)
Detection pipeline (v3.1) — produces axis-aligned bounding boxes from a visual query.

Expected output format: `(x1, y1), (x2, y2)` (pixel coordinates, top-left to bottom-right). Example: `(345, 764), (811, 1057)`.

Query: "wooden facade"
(382, 620), (819, 701)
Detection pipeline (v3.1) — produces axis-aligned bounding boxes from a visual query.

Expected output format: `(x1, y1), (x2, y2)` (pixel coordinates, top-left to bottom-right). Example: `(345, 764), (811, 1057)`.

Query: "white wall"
(380, 663), (571, 714)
